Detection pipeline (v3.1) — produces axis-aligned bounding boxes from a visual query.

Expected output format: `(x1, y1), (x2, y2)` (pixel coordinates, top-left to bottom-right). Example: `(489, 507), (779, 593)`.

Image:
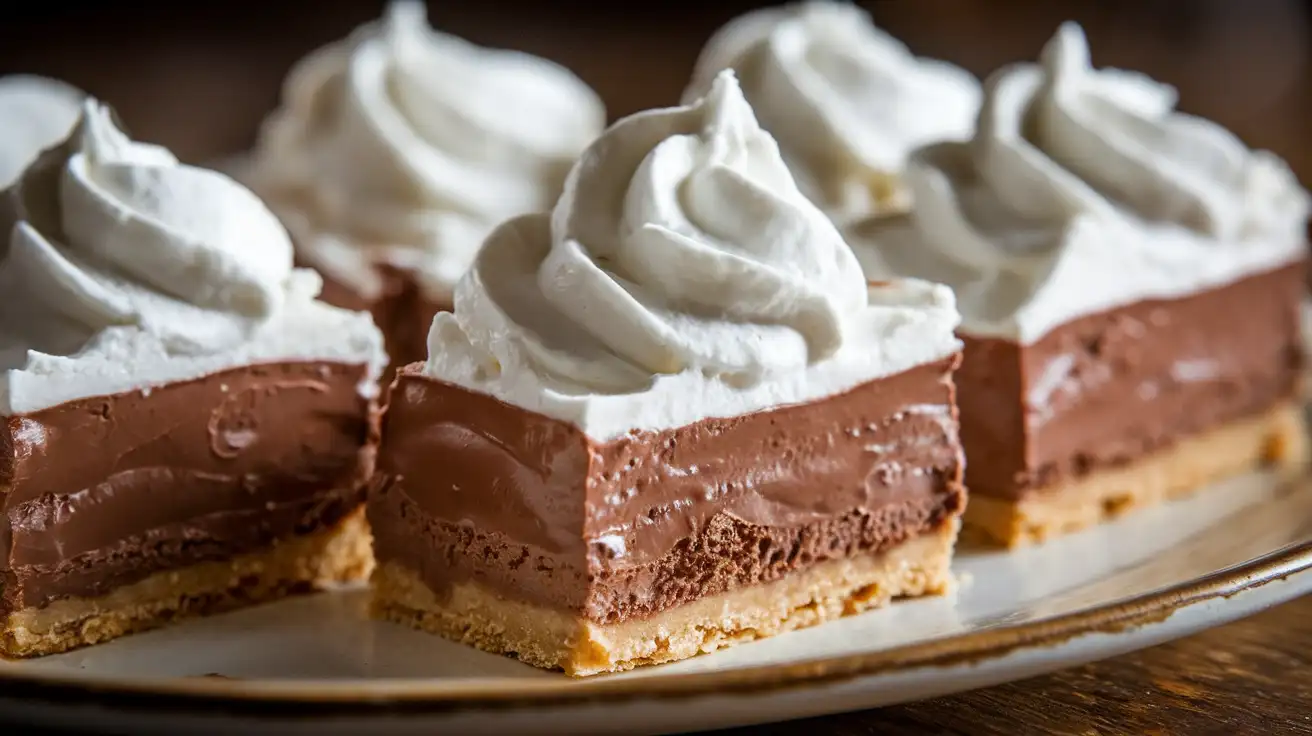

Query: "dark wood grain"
(710, 594), (1312, 735)
(0, 2), (1309, 733)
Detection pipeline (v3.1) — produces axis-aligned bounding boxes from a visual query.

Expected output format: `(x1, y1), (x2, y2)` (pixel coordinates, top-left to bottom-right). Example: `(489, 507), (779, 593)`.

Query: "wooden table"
(715, 595), (1312, 735)
(3, 2), (1310, 733)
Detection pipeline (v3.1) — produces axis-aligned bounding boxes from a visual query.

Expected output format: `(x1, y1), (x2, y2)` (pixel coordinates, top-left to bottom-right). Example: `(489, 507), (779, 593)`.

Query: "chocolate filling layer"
(369, 357), (965, 624)
(1, 362), (376, 612)
(315, 262), (450, 379)
(957, 261), (1305, 500)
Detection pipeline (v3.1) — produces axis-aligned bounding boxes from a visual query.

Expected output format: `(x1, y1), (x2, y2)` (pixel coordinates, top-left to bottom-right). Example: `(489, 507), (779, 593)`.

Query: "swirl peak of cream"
(425, 71), (961, 440)
(0, 75), (85, 191)
(685, 1), (981, 221)
(249, 0), (606, 303)
(0, 101), (386, 414)
(851, 23), (1309, 344)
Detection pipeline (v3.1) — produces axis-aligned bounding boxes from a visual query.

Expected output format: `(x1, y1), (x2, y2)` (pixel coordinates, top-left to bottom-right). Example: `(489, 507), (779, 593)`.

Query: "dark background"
(0, 0), (1309, 182)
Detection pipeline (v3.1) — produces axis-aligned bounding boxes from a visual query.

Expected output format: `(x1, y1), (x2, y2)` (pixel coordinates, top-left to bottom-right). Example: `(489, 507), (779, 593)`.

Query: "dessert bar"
(0, 102), (385, 656)
(853, 24), (1309, 546)
(368, 72), (967, 674)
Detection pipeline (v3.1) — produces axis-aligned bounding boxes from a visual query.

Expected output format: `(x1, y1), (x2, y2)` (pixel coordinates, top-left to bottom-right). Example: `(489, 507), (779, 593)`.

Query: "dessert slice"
(852, 24), (1309, 547)
(684, 1), (980, 222)
(244, 0), (605, 376)
(0, 101), (386, 657)
(368, 72), (967, 675)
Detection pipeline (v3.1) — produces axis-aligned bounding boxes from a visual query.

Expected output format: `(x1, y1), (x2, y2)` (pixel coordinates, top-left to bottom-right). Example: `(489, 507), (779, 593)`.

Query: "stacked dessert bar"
(367, 72), (970, 675)
(851, 24), (1309, 545)
(0, 102), (384, 656)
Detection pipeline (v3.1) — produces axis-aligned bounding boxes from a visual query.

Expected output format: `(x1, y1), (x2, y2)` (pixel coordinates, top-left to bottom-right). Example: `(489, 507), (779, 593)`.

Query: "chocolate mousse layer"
(314, 262), (450, 379)
(1, 362), (376, 613)
(957, 261), (1305, 501)
(369, 356), (965, 624)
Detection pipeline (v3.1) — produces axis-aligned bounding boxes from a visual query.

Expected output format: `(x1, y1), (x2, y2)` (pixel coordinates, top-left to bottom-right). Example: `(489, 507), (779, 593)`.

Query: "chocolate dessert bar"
(0, 102), (386, 656)
(372, 358), (964, 675)
(368, 72), (967, 675)
(2, 364), (378, 657)
(852, 24), (1309, 546)
(955, 264), (1305, 544)
(245, 1), (605, 374)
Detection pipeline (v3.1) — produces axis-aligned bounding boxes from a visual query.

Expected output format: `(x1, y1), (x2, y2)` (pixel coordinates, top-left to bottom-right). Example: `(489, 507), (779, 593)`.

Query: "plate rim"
(0, 537), (1308, 715)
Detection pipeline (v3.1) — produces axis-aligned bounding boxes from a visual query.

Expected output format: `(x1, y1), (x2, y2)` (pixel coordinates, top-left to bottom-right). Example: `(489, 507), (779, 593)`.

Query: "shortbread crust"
(2, 509), (372, 658)
(371, 520), (958, 677)
(964, 402), (1308, 547)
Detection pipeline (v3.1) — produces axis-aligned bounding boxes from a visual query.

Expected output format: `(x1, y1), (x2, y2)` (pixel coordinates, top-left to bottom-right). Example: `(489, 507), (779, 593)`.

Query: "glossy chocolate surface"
(1, 362), (376, 611)
(370, 358), (965, 623)
(957, 262), (1306, 500)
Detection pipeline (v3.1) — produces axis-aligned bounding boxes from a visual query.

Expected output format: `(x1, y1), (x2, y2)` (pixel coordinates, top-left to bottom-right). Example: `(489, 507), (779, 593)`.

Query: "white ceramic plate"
(2, 467), (1309, 735)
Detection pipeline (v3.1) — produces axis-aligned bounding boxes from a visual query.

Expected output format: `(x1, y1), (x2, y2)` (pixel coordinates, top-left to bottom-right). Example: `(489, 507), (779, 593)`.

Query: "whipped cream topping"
(248, 0), (606, 304)
(0, 75), (84, 191)
(0, 101), (386, 414)
(425, 72), (961, 440)
(853, 23), (1310, 344)
(685, 1), (981, 221)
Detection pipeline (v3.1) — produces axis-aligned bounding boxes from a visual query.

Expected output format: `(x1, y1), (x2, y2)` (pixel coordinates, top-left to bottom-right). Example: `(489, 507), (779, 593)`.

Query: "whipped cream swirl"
(250, 0), (606, 302)
(0, 76), (85, 192)
(426, 72), (961, 439)
(685, 1), (981, 221)
(0, 101), (302, 359)
(853, 23), (1310, 343)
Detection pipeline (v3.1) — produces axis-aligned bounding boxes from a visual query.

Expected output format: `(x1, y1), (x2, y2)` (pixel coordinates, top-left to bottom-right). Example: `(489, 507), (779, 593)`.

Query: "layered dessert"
(0, 75), (84, 189)
(0, 102), (386, 656)
(368, 72), (967, 675)
(853, 24), (1310, 546)
(684, 1), (980, 223)
(245, 1), (606, 375)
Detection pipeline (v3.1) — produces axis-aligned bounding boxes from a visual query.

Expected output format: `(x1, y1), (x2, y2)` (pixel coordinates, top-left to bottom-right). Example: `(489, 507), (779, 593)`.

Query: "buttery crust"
(371, 520), (958, 677)
(964, 402), (1309, 548)
(1, 508), (373, 659)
